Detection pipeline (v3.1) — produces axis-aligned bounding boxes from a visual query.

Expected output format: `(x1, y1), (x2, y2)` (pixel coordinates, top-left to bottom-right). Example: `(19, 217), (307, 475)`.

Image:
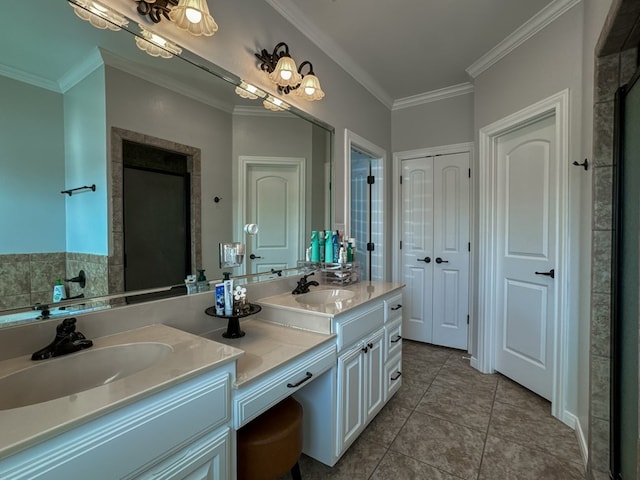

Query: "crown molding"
(58, 47), (104, 93)
(466, 0), (582, 78)
(392, 82), (475, 111)
(265, 0), (394, 109)
(0, 64), (61, 93)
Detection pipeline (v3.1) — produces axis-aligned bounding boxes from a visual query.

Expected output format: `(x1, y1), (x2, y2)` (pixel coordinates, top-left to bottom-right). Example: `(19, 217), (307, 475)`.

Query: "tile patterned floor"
(280, 340), (585, 480)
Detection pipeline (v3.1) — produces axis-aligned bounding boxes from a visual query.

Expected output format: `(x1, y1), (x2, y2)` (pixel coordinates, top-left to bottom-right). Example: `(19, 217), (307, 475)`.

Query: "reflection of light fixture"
(135, 0), (217, 36)
(234, 81), (266, 100)
(293, 61), (325, 101)
(69, 0), (128, 31)
(255, 42), (325, 101)
(135, 26), (183, 58)
(263, 95), (289, 112)
(169, 0), (218, 36)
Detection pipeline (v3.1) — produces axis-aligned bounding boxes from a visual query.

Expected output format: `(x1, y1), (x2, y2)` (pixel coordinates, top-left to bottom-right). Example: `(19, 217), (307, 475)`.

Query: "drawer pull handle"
(390, 304), (402, 311)
(391, 371), (402, 381)
(391, 335), (402, 344)
(287, 371), (313, 388)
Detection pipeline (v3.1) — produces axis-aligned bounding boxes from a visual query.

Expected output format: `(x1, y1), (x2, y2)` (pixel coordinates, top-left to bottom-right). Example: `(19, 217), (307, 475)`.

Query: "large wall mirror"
(0, 1), (333, 324)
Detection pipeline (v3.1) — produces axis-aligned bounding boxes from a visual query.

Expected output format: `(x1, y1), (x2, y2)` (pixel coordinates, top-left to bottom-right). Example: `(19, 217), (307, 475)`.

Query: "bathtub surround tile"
(591, 229), (613, 294)
(370, 450), (462, 480)
(592, 101), (615, 167)
(592, 166), (613, 231)
(620, 47), (639, 85)
(390, 412), (485, 479)
(594, 54), (620, 102)
(590, 354), (610, 420)
(0, 259), (31, 297)
(590, 292), (612, 357)
(488, 399), (582, 464)
(479, 435), (585, 480)
(589, 416), (610, 473)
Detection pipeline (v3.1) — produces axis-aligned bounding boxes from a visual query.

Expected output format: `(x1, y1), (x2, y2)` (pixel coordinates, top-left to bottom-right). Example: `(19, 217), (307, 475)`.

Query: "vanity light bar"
(235, 82), (266, 100)
(263, 95), (290, 112)
(135, 26), (183, 58)
(69, 0), (129, 31)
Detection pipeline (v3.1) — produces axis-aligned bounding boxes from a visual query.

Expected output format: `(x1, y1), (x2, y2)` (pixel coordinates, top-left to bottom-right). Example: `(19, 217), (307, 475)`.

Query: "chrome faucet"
(292, 272), (320, 295)
(31, 318), (93, 361)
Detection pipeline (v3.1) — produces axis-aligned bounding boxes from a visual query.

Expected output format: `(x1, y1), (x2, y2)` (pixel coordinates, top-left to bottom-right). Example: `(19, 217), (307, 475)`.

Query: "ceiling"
(267, 0), (569, 108)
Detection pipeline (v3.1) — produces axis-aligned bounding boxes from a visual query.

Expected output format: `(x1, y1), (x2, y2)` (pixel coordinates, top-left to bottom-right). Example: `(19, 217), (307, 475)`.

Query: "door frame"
(477, 89), (570, 423)
(392, 143), (474, 350)
(344, 129), (387, 280)
(235, 155), (306, 274)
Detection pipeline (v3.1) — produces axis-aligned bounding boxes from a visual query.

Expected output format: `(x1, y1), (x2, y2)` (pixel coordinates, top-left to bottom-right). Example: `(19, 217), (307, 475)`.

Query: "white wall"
(64, 67), (108, 255)
(0, 77), (66, 253)
(391, 93), (474, 152)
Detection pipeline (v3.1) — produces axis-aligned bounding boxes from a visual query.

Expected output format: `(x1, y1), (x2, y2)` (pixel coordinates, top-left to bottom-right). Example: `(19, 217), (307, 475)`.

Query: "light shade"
(135, 27), (183, 58)
(263, 96), (289, 112)
(235, 81), (266, 100)
(269, 56), (302, 88)
(69, 0), (128, 31)
(295, 73), (325, 101)
(169, 0), (218, 36)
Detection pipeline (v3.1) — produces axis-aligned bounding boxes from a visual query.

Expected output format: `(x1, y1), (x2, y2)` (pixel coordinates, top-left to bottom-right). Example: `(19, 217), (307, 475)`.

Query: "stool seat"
(237, 396), (303, 480)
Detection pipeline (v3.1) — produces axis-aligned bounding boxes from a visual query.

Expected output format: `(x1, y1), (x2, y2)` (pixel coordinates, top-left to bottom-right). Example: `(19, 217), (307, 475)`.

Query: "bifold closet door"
(401, 153), (469, 349)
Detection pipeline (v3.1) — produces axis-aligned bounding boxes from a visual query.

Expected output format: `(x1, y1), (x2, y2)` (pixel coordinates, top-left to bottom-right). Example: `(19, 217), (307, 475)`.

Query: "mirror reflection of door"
(350, 147), (384, 281)
(123, 141), (191, 292)
(241, 157), (304, 274)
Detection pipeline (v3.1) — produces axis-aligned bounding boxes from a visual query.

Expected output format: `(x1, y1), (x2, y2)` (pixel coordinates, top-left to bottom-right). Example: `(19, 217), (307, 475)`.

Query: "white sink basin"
(0, 342), (173, 410)
(295, 289), (355, 306)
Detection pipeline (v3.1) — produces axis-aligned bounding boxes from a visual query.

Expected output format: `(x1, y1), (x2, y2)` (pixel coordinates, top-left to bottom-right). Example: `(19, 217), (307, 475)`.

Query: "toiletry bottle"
(52, 278), (66, 302)
(223, 272), (233, 316)
(196, 269), (209, 292)
(311, 230), (320, 262)
(319, 230), (325, 262)
(332, 230), (340, 263)
(347, 241), (353, 262)
(325, 229), (333, 263)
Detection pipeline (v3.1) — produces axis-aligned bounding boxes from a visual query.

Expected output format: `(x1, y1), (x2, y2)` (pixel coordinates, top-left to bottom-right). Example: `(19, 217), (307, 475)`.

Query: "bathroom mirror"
(0, 1), (333, 323)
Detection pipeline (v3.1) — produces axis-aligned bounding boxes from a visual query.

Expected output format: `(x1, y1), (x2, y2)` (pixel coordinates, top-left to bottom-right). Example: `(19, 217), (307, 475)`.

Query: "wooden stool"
(237, 396), (303, 480)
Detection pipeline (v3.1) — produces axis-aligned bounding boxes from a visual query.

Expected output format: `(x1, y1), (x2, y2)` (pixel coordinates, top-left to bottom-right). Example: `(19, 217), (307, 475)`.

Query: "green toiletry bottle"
(324, 229), (333, 263)
(196, 269), (209, 292)
(311, 230), (320, 262)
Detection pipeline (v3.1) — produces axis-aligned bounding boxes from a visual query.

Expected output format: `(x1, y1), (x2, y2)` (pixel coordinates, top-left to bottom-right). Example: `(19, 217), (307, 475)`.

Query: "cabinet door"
(336, 344), (365, 455)
(365, 328), (385, 419)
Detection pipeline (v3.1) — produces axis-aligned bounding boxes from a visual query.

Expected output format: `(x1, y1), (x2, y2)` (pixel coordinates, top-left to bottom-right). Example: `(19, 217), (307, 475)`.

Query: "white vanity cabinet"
(383, 292), (403, 399)
(0, 365), (235, 480)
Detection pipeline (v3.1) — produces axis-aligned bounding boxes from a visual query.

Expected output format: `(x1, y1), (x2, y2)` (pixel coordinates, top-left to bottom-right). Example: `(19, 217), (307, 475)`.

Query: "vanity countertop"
(0, 324), (243, 458)
(256, 281), (405, 317)
(201, 318), (336, 388)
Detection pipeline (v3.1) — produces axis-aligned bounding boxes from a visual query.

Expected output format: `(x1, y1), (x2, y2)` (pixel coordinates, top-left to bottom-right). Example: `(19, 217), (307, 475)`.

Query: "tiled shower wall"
(589, 0), (640, 477)
(0, 253), (108, 309)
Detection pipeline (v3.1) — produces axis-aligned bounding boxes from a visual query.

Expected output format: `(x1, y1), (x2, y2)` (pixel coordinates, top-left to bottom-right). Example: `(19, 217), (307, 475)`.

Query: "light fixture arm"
(297, 60), (315, 77)
(135, 0), (177, 23)
(255, 42), (292, 75)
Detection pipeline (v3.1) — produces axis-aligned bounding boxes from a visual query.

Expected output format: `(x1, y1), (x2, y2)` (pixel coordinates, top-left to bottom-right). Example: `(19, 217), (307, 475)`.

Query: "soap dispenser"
(196, 269), (209, 292)
(53, 279), (66, 303)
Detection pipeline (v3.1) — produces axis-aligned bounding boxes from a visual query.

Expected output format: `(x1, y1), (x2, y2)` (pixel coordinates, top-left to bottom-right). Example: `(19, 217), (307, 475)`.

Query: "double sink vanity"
(0, 280), (403, 479)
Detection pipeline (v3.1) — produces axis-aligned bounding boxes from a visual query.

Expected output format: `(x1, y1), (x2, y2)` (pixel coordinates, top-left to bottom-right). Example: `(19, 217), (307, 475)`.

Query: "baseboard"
(565, 411), (588, 467)
(470, 356), (479, 369)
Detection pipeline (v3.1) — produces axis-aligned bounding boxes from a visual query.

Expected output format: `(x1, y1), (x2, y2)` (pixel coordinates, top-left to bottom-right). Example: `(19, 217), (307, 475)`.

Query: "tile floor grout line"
(474, 373), (500, 480)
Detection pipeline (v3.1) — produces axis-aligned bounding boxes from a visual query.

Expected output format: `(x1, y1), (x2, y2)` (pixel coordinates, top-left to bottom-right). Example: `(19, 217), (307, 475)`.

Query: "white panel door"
(246, 163), (300, 273)
(495, 115), (556, 400)
(432, 153), (470, 348)
(401, 158), (434, 343)
(401, 153), (470, 349)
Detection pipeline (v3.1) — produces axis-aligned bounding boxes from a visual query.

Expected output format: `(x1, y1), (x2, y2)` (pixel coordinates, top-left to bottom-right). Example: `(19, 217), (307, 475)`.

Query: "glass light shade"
(263, 96), (289, 112)
(269, 56), (302, 88)
(135, 27), (182, 59)
(295, 74), (325, 101)
(235, 82), (266, 100)
(169, 0), (218, 36)
(70, 0), (128, 31)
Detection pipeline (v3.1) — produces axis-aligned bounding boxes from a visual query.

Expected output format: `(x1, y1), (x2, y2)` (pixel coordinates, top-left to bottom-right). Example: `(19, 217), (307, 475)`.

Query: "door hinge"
(367, 175), (375, 185)
(468, 242), (470, 252)
(467, 315), (469, 325)
(399, 175), (403, 185)
(367, 242), (375, 252)
(468, 168), (471, 178)
(400, 240), (402, 249)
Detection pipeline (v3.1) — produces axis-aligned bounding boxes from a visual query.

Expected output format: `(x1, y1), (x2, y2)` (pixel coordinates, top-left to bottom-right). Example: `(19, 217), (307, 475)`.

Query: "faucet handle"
(57, 317), (77, 336)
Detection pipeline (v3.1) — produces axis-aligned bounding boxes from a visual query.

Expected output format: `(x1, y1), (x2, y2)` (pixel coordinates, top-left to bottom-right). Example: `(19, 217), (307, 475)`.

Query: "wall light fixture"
(135, 0), (217, 36)
(69, 0), (128, 31)
(135, 26), (183, 58)
(235, 81), (266, 100)
(255, 42), (325, 101)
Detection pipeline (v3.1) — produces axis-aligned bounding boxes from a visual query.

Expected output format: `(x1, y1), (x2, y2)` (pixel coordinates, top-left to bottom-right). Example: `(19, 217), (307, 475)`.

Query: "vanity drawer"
(384, 293), (403, 323)
(335, 303), (384, 352)
(384, 353), (402, 401)
(233, 342), (336, 429)
(384, 318), (402, 361)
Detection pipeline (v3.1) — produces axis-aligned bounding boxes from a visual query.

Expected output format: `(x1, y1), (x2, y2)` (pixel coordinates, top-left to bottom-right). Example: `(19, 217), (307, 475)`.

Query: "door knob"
(435, 257), (448, 264)
(535, 268), (555, 279)
(417, 256), (431, 263)
(249, 254), (262, 260)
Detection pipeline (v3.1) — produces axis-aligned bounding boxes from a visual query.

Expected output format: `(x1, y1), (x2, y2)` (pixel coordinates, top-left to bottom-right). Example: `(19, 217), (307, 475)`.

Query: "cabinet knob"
(361, 346), (368, 353)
